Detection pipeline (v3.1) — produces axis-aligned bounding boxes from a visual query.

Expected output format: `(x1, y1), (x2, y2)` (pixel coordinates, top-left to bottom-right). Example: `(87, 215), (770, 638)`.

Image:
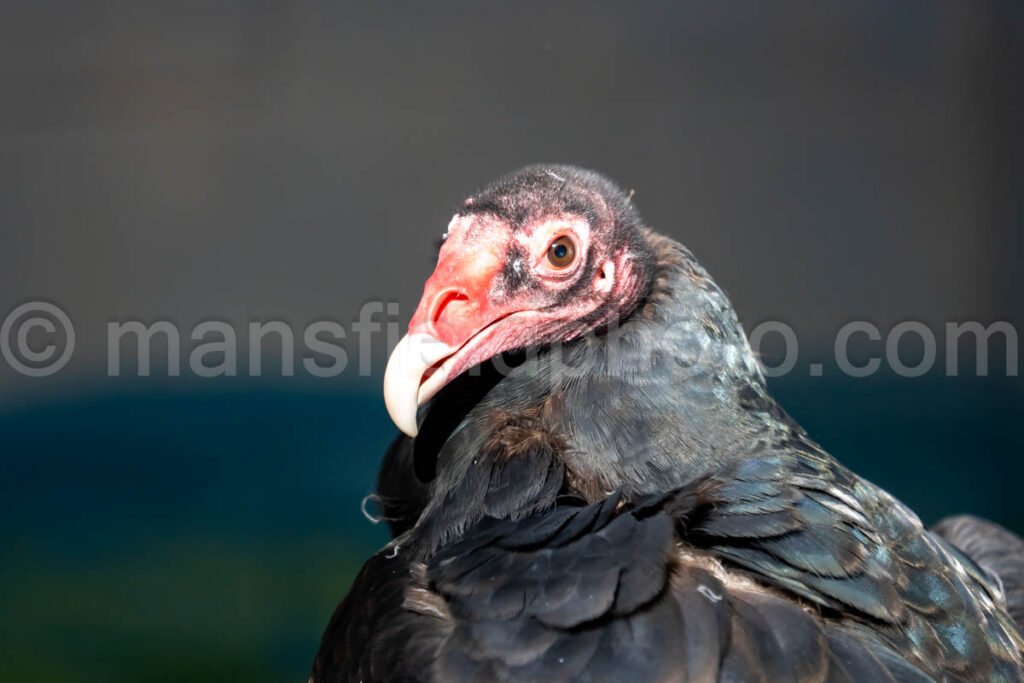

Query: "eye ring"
(546, 235), (576, 269)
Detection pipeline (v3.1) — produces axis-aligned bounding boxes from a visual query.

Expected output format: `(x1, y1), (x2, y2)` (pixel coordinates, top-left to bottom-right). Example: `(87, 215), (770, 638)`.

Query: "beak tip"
(384, 389), (420, 437)
(396, 420), (419, 438)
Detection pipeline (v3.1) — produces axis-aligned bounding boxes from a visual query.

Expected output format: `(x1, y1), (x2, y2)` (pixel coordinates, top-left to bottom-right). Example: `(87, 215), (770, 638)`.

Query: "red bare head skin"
(384, 165), (653, 436)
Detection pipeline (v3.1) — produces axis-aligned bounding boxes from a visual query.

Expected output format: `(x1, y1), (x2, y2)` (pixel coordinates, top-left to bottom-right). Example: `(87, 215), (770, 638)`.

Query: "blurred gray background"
(0, 3), (1021, 682)
(1, 2), (1021, 396)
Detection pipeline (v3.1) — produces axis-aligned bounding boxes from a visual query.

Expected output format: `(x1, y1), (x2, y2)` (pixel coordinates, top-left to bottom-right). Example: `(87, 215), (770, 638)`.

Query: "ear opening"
(595, 260), (615, 293)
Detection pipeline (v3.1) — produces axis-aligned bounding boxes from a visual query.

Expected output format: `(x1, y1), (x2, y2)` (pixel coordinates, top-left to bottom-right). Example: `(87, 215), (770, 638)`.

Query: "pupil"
(553, 244), (567, 259)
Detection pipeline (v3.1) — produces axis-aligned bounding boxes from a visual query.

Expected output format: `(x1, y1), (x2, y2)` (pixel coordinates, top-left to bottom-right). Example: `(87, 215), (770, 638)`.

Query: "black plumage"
(311, 166), (1024, 682)
(934, 516), (1024, 630)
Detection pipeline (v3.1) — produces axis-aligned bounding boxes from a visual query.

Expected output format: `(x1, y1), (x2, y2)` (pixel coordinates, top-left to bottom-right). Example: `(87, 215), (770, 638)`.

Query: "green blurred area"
(0, 375), (1021, 682)
(0, 387), (386, 683)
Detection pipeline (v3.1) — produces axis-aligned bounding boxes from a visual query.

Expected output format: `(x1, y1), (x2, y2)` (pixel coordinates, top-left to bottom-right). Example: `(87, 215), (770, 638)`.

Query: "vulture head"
(383, 164), (768, 508)
(385, 165), (666, 437)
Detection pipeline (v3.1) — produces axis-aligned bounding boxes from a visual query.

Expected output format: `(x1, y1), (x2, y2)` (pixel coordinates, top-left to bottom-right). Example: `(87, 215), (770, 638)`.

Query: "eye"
(546, 235), (576, 269)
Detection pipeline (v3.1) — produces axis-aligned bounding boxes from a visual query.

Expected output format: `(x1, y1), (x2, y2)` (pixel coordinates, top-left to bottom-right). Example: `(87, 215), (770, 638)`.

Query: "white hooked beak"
(383, 333), (458, 437)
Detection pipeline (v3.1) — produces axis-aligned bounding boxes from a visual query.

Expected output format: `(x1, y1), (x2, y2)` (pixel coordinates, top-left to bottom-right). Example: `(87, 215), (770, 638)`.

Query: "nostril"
(430, 289), (471, 330)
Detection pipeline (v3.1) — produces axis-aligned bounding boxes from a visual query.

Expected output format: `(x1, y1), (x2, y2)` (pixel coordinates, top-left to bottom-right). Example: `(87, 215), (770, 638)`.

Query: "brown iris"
(546, 235), (576, 269)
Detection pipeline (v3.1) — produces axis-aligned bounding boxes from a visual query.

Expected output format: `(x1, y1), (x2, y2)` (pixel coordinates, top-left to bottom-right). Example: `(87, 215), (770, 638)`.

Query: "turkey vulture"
(311, 166), (1024, 682)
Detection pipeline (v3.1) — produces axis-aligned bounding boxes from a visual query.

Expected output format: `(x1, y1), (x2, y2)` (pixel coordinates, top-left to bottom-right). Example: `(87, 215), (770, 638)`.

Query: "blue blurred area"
(0, 375), (1021, 682)
(0, 384), (391, 683)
